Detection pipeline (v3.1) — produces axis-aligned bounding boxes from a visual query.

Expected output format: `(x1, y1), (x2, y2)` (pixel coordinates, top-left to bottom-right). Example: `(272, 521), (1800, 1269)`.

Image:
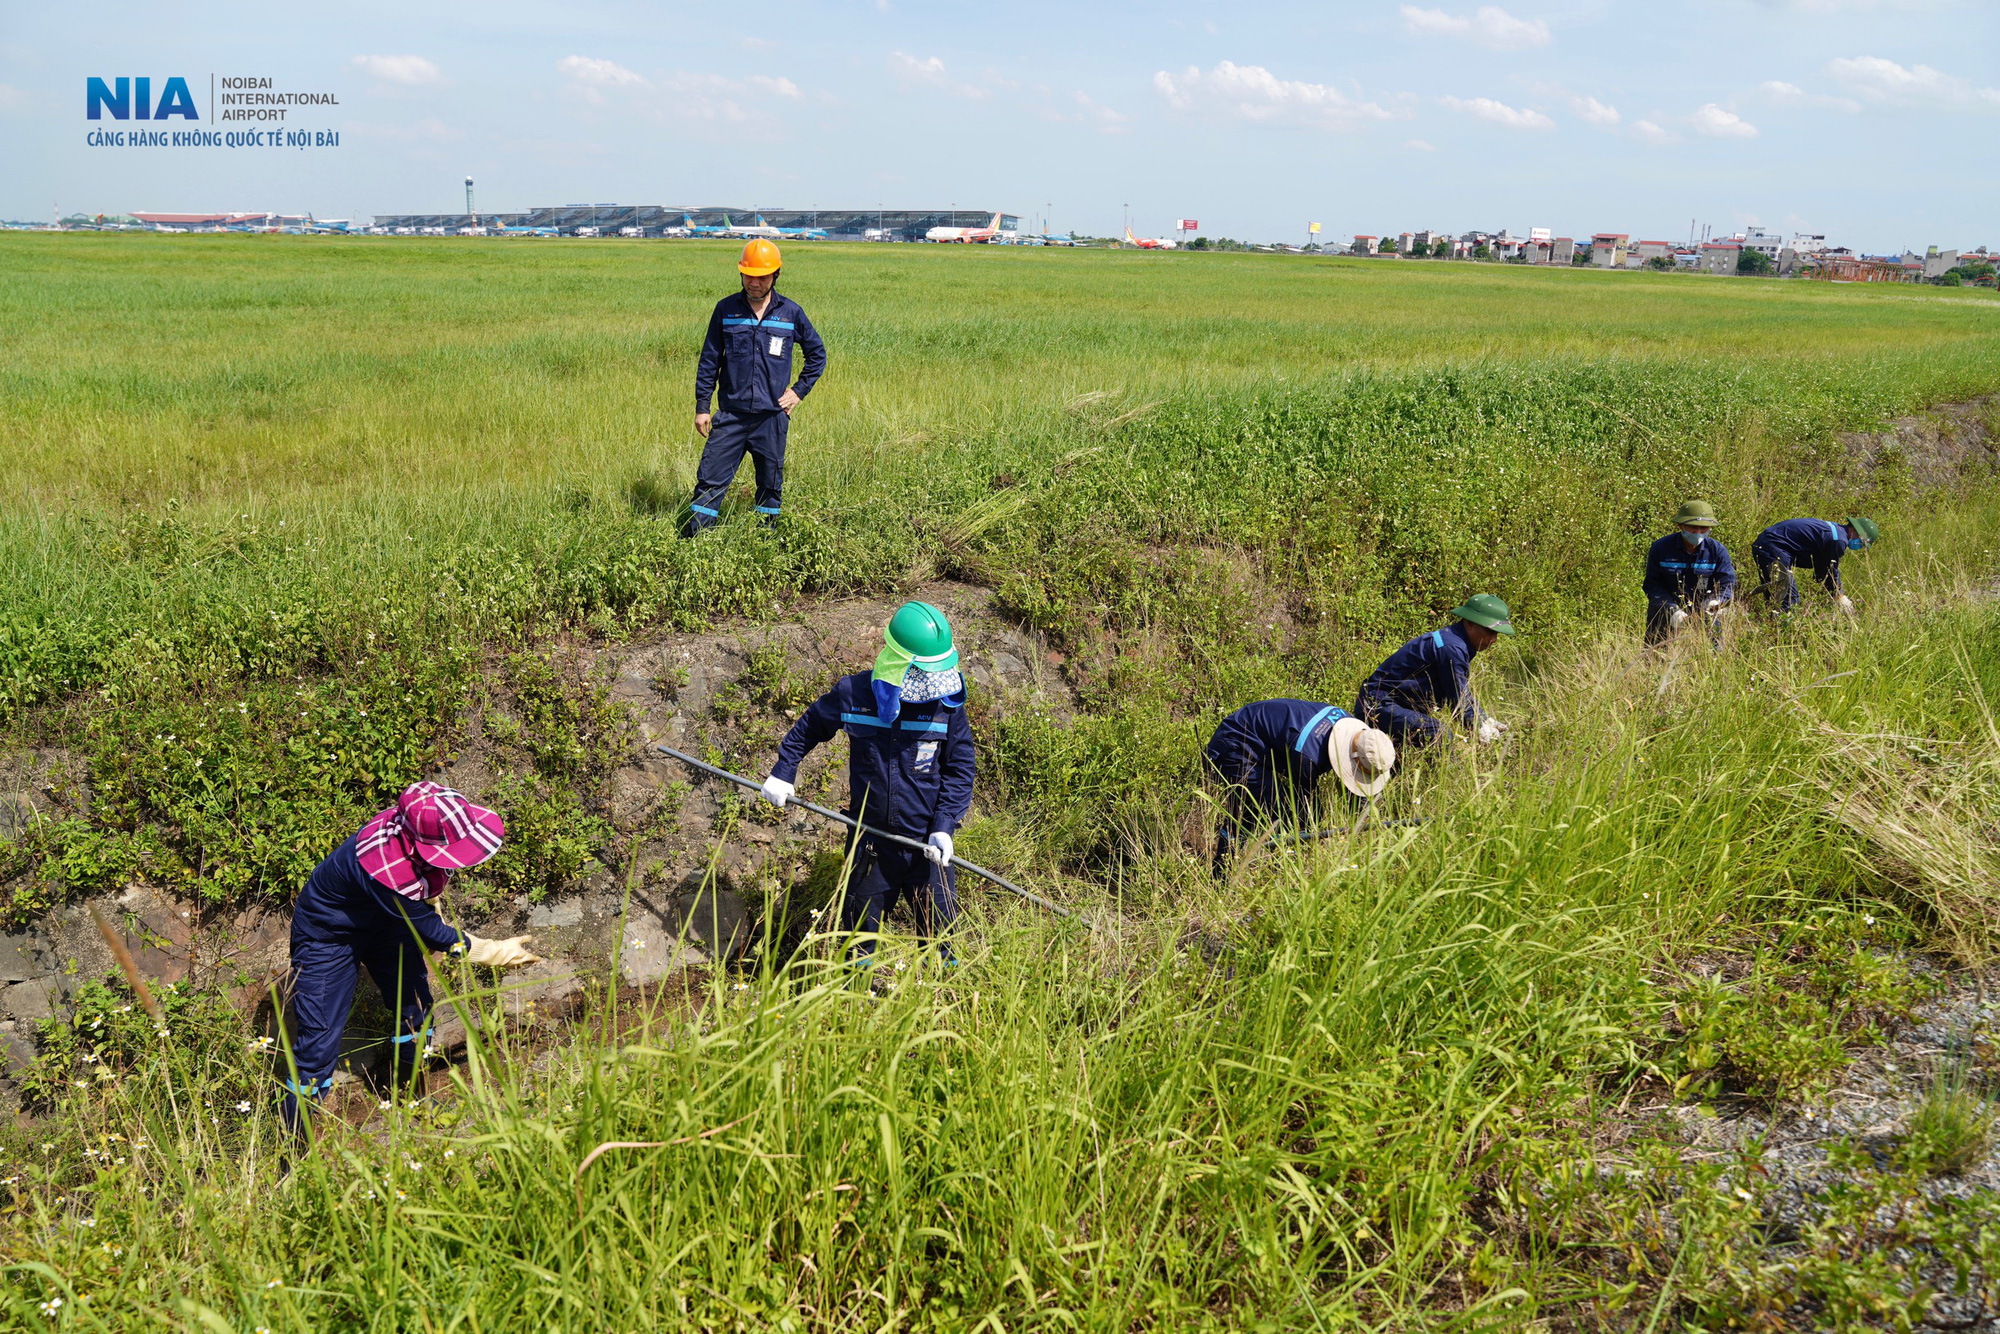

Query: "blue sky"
(3, 0), (1993, 252)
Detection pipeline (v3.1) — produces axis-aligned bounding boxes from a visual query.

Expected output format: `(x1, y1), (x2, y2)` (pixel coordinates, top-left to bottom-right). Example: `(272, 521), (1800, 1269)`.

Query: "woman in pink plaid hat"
(281, 781), (536, 1133)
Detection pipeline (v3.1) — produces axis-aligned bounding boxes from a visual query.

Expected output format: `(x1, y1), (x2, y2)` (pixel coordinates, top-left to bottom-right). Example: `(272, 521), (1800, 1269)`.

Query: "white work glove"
(760, 774), (794, 808)
(1835, 595), (1856, 617)
(1476, 717), (1508, 746)
(462, 934), (539, 968)
(1668, 606), (1689, 630)
(1702, 596), (1724, 615)
(923, 832), (953, 867)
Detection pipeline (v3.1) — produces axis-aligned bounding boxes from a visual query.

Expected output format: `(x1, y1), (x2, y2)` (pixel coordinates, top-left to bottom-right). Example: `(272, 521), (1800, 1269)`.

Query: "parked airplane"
(500, 225), (559, 237)
(925, 212), (1004, 243)
(722, 213), (781, 239)
(677, 212), (729, 238)
(1124, 227), (1178, 250)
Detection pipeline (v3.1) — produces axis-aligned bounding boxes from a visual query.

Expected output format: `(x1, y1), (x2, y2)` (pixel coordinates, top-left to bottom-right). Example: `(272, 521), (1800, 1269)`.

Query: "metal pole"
(654, 746), (1085, 924)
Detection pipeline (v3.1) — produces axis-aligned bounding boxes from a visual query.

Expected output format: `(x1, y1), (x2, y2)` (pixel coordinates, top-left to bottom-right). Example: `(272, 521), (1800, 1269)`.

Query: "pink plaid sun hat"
(355, 781), (505, 901)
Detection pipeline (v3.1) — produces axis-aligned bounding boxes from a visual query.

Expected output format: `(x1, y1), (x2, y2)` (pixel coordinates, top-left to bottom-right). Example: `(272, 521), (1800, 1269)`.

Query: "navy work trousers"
(1354, 692), (1444, 750)
(281, 936), (432, 1132)
(841, 834), (959, 963)
(1751, 545), (1804, 613)
(689, 408), (788, 531)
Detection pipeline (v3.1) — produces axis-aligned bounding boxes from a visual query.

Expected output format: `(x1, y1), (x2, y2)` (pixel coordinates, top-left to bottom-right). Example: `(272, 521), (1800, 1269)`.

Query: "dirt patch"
(1842, 395), (2000, 491)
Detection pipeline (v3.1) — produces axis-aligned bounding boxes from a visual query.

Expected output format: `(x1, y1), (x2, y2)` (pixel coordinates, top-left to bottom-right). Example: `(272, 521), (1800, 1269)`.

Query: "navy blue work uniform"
(1751, 518), (1849, 612)
(772, 672), (973, 959)
(689, 290), (826, 531)
(1642, 532), (1738, 644)
(1204, 700), (1352, 874)
(1354, 624), (1488, 747)
(283, 836), (466, 1129)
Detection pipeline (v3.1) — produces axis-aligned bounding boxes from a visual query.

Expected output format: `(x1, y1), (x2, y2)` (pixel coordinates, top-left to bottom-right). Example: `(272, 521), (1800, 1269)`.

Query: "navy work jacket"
(772, 672), (974, 842)
(291, 835), (466, 954)
(694, 290), (826, 416)
(1753, 518), (1849, 592)
(1205, 699), (1349, 810)
(1643, 532), (1738, 608)
(1358, 623), (1487, 725)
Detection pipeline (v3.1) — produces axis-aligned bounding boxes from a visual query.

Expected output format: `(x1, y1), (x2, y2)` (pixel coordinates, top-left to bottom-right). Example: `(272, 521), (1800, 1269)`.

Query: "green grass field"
(3, 235), (2000, 1330)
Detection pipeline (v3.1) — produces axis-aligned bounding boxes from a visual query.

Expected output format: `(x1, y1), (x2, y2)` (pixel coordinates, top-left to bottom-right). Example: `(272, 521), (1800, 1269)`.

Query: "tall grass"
(4, 502), (1997, 1330)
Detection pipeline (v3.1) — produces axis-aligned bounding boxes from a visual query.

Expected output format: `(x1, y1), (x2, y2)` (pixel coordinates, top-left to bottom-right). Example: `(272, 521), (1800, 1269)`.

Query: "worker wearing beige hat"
(1203, 701), (1396, 877)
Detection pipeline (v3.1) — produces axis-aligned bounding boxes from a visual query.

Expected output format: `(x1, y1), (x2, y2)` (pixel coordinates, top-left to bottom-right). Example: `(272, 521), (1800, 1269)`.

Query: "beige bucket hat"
(1329, 715), (1396, 798)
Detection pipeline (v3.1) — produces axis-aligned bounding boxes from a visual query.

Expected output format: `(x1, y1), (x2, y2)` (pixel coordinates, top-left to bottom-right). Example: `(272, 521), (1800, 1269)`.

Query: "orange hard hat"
(738, 238), (782, 276)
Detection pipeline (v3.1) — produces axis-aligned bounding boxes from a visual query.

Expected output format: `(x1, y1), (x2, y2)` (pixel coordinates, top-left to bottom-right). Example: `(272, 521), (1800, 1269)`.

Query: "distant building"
(1921, 247), (1961, 279)
(1351, 235), (1379, 255)
(1591, 233), (1629, 267)
(1412, 228), (1437, 252)
(1742, 228), (1785, 261)
(1803, 253), (1918, 283)
(1551, 236), (1575, 265)
(1633, 240), (1672, 266)
(1699, 241), (1741, 275)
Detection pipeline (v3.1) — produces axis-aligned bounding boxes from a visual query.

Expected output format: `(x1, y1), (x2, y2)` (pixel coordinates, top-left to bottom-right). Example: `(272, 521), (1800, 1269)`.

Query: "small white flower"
(38, 1297), (62, 1315)
(395, 1189), (408, 1201)
(265, 1279), (282, 1289)
(1863, 914), (1875, 926)
(78, 1217), (95, 1227)
(236, 1101), (252, 1113)
(379, 1100), (393, 1110)
(443, 1149), (454, 1159)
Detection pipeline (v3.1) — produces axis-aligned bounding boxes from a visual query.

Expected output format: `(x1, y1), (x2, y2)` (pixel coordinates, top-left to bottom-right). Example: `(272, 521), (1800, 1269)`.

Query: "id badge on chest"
(768, 334), (785, 356)
(913, 740), (939, 773)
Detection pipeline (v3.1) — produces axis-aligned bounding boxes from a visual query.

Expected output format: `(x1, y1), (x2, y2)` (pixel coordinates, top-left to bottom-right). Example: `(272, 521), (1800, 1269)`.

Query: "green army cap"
(1845, 516), (1880, 547)
(1450, 593), (1515, 635)
(1673, 499), (1718, 527)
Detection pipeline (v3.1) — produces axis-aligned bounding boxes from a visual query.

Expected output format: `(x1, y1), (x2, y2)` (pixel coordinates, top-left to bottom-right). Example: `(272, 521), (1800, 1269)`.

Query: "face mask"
(1680, 528), (1708, 547)
(1847, 538), (1865, 551)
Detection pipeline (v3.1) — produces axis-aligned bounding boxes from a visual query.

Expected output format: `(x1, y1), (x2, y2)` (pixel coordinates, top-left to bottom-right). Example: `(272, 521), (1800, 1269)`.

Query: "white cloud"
(1631, 118), (1680, 145)
(1073, 91), (1130, 133)
(1826, 56), (2000, 110)
(1440, 95), (1555, 130)
(1569, 94), (1620, 126)
(1403, 137), (1438, 151)
(1689, 102), (1758, 138)
(558, 56), (647, 88)
(1153, 62), (1396, 128)
(1758, 80), (1861, 112)
(654, 72), (804, 121)
(890, 51), (989, 100)
(349, 55), (445, 87)
(1400, 5), (1551, 51)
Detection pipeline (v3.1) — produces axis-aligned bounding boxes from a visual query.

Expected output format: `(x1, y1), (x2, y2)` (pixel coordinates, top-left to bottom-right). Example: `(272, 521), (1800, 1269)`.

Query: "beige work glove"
(1476, 717), (1508, 746)
(1668, 606), (1689, 630)
(1835, 594), (1856, 617)
(463, 933), (539, 968)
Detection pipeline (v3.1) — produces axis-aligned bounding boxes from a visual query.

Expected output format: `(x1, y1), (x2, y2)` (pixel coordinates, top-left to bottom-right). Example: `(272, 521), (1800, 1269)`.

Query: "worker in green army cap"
(760, 601), (973, 965)
(1642, 499), (1738, 647)
(1354, 594), (1515, 755)
(1749, 516), (1880, 616)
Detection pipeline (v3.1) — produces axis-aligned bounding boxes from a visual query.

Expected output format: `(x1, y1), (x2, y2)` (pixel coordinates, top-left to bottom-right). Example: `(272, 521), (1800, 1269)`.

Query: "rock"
(0, 933), (38, 984)
(608, 761), (675, 832)
(0, 978), (60, 1024)
(0, 1026), (37, 1074)
(615, 931), (706, 986)
(527, 899), (585, 929)
(0, 793), (38, 841)
(429, 960), (584, 1051)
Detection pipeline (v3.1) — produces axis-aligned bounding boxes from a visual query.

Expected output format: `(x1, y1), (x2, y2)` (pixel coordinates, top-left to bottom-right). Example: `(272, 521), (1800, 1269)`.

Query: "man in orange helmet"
(687, 238), (828, 532)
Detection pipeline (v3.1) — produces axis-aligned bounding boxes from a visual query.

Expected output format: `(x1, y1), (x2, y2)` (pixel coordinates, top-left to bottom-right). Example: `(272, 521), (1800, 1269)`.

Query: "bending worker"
(1204, 700), (1395, 877)
(688, 238), (827, 533)
(1643, 499), (1737, 646)
(1354, 594), (1515, 750)
(1750, 515), (1879, 615)
(283, 781), (538, 1134)
(760, 601), (972, 965)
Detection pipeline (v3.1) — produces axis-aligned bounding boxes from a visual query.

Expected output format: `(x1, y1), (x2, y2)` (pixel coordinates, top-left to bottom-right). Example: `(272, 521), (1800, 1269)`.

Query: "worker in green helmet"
(1643, 499), (1738, 646)
(1354, 594), (1515, 750)
(761, 601), (973, 963)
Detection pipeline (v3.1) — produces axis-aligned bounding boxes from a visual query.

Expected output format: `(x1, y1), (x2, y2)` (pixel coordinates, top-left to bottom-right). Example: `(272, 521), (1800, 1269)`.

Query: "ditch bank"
(0, 581), (1075, 1110)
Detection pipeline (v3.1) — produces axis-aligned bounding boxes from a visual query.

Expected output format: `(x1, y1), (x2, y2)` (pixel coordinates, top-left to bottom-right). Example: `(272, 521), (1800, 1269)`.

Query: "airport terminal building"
(368, 206), (1021, 241)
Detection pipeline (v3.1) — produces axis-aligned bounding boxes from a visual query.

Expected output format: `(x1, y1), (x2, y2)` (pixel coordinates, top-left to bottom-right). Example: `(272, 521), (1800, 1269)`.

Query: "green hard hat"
(1450, 593), (1515, 636)
(1845, 515), (1880, 547)
(886, 600), (959, 670)
(1673, 499), (1718, 527)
